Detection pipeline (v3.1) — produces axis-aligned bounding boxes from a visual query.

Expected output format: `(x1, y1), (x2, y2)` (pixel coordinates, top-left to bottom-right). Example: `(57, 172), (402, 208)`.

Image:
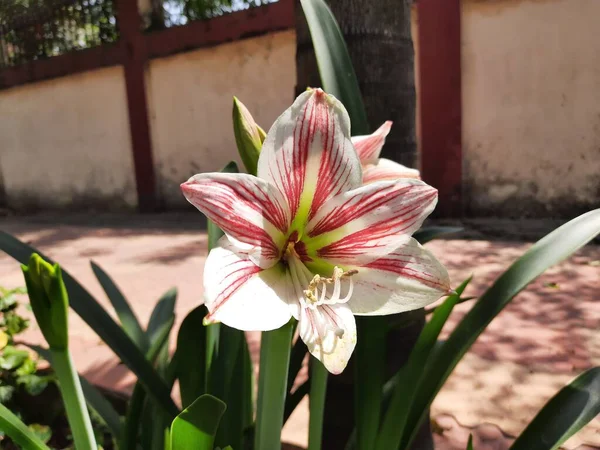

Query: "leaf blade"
(170, 394), (227, 450)
(0, 231), (178, 417)
(299, 0), (369, 134)
(401, 209), (600, 449)
(91, 261), (149, 351)
(511, 367), (600, 450)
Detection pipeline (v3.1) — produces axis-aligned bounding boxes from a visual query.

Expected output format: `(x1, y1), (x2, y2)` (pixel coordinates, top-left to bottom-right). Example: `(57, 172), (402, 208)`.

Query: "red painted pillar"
(116, 0), (157, 212)
(417, 0), (462, 217)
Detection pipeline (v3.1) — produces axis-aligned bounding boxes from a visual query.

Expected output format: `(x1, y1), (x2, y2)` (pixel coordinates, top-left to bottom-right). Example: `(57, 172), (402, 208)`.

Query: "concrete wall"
(1, 1), (598, 217)
(461, 0), (600, 217)
(147, 30), (297, 208)
(0, 66), (137, 210)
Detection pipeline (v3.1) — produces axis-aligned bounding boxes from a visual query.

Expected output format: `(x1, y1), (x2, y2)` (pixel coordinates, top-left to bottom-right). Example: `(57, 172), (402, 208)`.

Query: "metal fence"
(158, 0), (277, 28)
(0, 0), (118, 68)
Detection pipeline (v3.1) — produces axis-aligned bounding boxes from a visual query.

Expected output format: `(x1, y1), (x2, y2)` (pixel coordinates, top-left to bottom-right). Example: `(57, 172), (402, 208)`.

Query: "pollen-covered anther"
(303, 266), (358, 306)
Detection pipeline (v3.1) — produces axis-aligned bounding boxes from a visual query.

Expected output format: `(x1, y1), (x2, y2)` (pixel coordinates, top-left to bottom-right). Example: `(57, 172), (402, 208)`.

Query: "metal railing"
(0, 0), (118, 68)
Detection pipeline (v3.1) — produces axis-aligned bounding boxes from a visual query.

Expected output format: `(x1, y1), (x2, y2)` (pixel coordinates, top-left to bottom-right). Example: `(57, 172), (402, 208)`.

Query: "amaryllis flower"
(181, 89), (450, 374)
(352, 121), (421, 184)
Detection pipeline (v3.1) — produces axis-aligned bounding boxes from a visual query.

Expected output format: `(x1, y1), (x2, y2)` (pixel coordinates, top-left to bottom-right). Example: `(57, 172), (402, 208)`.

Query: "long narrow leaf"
(354, 316), (386, 450)
(91, 261), (149, 351)
(0, 232), (178, 417)
(413, 226), (463, 245)
(172, 305), (209, 408)
(511, 367), (600, 450)
(147, 288), (177, 346)
(170, 394), (227, 450)
(29, 345), (123, 439)
(122, 317), (176, 449)
(308, 358), (328, 450)
(401, 209), (600, 448)
(287, 336), (308, 395)
(299, 0), (369, 134)
(0, 402), (51, 450)
(375, 278), (471, 450)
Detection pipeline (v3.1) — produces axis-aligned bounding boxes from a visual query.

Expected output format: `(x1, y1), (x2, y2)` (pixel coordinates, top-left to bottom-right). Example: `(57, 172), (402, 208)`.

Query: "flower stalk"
(308, 357), (328, 450)
(254, 320), (294, 450)
(21, 254), (97, 450)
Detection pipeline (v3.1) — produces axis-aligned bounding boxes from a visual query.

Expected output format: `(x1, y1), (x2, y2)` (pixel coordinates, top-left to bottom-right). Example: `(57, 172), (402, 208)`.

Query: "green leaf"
(172, 305), (208, 408)
(511, 367), (600, 450)
(28, 424), (52, 444)
(308, 358), (328, 450)
(0, 346), (29, 370)
(284, 380), (310, 424)
(147, 288), (177, 347)
(401, 209), (600, 449)
(170, 394), (227, 450)
(18, 374), (49, 396)
(0, 385), (15, 403)
(467, 434), (474, 450)
(209, 325), (245, 450)
(91, 261), (149, 351)
(0, 231), (178, 417)
(375, 278), (471, 450)
(287, 336), (308, 397)
(255, 321), (294, 450)
(413, 226), (463, 245)
(299, 0), (369, 134)
(354, 316), (386, 450)
(0, 402), (51, 450)
(122, 316), (175, 449)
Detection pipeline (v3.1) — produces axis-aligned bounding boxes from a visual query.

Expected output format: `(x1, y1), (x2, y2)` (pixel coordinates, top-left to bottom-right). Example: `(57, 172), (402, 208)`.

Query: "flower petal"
(257, 89), (362, 228)
(347, 237), (451, 315)
(305, 179), (438, 265)
(362, 158), (421, 184)
(204, 236), (293, 331)
(351, 121), (392, 166)
(181, 173), (290, 268)
(299, 303), (357, 374)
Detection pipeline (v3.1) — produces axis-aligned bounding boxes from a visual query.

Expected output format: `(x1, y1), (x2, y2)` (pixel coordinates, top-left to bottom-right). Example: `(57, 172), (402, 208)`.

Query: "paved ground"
(0, 214), (598, 449)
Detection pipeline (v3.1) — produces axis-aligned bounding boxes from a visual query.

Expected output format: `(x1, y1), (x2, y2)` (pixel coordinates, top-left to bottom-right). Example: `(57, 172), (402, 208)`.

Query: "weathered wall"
(146, 30), (297, 208)
(461, 0), (600, 217)
(0, 66), (137, 210)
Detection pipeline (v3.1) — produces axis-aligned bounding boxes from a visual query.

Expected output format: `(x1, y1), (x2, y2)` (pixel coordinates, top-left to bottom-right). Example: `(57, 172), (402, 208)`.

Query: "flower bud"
(232, 97), (266, 176)
(21, 254), (68, 350)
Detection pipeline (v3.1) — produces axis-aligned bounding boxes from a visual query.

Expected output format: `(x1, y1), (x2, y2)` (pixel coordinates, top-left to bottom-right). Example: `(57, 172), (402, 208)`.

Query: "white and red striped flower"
(181, 89), (450, 374)
(352, 121), (421, 184)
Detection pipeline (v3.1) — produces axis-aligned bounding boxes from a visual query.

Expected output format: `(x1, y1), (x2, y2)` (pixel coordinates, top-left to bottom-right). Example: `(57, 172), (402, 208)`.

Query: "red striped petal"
(348, 238), (451, 315)
(305, 179), (438, 265)
(257, 89), (362, 226)
(181, 173), (290, 268)
(351, 121), (392, 166)
(362, 158), (421, 184)
(204, 237), (293, 330)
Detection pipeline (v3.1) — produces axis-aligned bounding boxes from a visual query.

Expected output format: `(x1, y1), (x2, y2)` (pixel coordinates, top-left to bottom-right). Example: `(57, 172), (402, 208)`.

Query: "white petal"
(299, 303), (357, 374)
(362, 158), (421, 184)
(181, 173), (290, 268)
(257, 89), (362, 228)
(351, 121), (392, 166)
(304, 179), (438, 265)
(204, 236), (293, 331)
(347, 238), (451, 315)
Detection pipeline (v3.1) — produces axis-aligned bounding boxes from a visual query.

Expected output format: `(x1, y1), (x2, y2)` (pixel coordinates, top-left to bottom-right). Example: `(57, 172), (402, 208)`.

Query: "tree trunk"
(295, 1), (432, 448)
(295, 0), (418, 167)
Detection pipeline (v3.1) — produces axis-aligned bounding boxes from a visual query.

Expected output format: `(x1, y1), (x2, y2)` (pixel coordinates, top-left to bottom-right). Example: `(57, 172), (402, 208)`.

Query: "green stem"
(255, 320), (294, 450)
(51, 349), (97, 450)
(308, 358), (328, 450)
(354, 317), (386, 450)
